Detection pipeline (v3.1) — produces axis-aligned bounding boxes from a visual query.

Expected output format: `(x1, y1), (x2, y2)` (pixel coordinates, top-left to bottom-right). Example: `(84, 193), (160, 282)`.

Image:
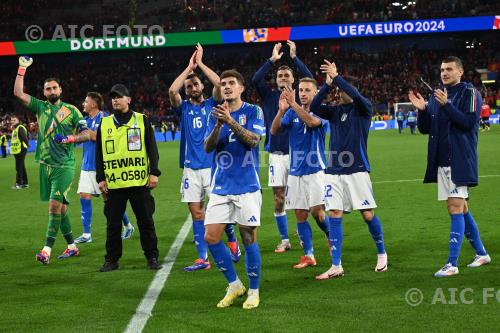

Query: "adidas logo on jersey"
(361, 199), (370, 206)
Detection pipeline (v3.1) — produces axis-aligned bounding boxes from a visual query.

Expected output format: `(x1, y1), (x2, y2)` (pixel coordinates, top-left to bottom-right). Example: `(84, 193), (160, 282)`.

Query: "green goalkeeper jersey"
(28, 96), (87, 168)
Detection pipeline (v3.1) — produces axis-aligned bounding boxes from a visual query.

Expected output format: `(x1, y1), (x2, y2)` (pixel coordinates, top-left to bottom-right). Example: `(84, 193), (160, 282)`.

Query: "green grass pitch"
(0, 128), (499, 332)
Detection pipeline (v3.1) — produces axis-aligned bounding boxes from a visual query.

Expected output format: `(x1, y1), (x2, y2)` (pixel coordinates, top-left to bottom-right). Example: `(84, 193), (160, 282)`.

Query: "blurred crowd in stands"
(1, 34), (499, 138)
(1, 0), (499, 41)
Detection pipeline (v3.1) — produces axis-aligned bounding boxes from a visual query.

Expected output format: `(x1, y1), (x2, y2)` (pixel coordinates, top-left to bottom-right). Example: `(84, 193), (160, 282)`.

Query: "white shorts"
(77, 170), (101, 195)
(205, 190), (262, 226)
(437, 166), (469, 201)
(268, 153), (290, 187)
(180, 167), (212, 203)
(286, 171), (325, 210)
(324, 172), (377, 212)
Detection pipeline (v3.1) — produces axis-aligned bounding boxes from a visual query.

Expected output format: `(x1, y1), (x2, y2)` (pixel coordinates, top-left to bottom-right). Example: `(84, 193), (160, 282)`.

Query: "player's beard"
(189, 92), (202, 102)
(47, 94), (60, 104)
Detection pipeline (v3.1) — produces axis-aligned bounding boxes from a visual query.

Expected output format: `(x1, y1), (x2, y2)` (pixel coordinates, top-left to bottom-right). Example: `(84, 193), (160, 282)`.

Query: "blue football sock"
(244, 242), (261, 290)
(274, 212), (289, 240)
(464, 211), (487, 256)
(297, 221), (313, 256)
(193, 220), (208, 260)
(329, 217), (343, 266)
(315, 215), (330, 238)
(122, 212), (130, 227)
(208, 241), (237, 283)
(365, 215), (385, 254)
(80, 198), (92, 234)
(447, 214), (465, 267)
(224, 224), (237, 243)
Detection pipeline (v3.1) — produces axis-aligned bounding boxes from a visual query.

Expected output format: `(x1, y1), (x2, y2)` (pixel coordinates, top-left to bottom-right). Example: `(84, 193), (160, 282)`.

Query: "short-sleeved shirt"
(205, 102), (265, 195)
(281, 109), (328, 176)
(81, 111), (106, 171)
(174, 98), (218, 169)
(28, 97), (87, 168)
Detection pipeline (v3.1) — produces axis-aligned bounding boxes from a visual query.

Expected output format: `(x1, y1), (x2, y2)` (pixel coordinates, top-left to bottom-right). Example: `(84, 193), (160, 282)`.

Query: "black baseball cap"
(110, 84), (130, 98)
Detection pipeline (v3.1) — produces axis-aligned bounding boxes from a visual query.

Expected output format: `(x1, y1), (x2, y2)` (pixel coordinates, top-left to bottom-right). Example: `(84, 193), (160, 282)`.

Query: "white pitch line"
(124, 215), (192, 333)
(261, 174), (500, 189)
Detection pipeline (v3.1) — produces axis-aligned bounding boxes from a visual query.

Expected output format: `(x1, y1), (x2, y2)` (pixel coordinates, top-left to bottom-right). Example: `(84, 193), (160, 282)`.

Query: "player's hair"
(43, 77), (61, 86)
(299, 77), (318, 88)
(277, 65), (293, 73)
(185, 73), (202, 82)
(220, 69), (245, 86)
(442, 56), (463, 70)
(87, 92), (104, 109)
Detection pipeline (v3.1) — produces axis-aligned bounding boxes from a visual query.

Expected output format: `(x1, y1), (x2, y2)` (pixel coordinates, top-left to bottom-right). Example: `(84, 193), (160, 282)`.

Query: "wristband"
(17, 67), (26, 76)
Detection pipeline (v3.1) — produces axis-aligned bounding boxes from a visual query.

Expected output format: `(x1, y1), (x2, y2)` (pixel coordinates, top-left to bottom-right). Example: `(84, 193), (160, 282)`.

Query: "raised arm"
(288, 40), (313, 78)
(251, 43), (283, 98)
(321, 59), (372, 115)
(14, 56), (34, 107)
(168, 51), (197, 108)
(194, 43), (222, 102)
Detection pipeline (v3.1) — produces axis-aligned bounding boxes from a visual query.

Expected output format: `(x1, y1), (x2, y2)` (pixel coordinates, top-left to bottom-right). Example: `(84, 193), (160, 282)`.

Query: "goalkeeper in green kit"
(14, 56), (92, 265)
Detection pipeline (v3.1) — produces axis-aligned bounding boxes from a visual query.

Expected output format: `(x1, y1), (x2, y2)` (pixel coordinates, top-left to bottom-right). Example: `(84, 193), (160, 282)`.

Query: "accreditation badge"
(127, 128), (141, 151)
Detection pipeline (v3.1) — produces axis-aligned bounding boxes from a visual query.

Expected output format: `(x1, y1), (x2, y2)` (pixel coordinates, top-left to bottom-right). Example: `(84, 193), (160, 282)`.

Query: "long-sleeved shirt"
(417, 82), (480, 186)
(311, 76), (373, 175)
(95, 109), (161, 183)
(252, 57), (313, 153)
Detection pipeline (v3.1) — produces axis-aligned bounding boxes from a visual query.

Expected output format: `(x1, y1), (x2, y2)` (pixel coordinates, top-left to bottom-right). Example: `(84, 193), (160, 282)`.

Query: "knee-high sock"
(464, 211), (487, 256)
(224, 224), (237, 243)
(122, 212), (130, 227)
(193, 220), (208, 260)
(274, 212), (289, 240)
(244, 242), (261, 289)
(297, 221), (313, 255)
(365, 215), (385, 254)
(60, 212), (74, 245)
(208, 241), (237, 283)
(315, 216), (330, 238)
(45, 213), (62, 248)
(329, 217), (343, 265)
(447, 214), (465, 266)
(80, 198), (92, 234)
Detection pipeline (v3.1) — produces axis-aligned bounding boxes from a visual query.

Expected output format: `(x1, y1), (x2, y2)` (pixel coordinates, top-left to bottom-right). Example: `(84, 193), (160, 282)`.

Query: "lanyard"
(113, 112), (137, 128)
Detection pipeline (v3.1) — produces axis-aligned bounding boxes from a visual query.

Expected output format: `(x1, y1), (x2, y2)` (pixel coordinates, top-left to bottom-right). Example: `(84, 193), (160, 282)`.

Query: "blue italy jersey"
(311, 77), (373, 175)
(281, 109), (328, 176)
(175, 98), (218, 170)
(205, 102), (265, 195)
(82, 111), (106, 171)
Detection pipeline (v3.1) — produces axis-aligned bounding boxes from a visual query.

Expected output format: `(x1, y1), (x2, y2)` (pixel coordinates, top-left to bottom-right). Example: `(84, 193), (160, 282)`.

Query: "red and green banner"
(1, 15), (498, 57)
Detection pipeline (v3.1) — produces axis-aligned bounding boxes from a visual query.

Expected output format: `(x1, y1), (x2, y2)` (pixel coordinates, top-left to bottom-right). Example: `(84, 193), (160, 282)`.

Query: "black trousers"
(104, 186), (159, 262)
(14, 149), (28, 185)
(1, 146), (6, 158)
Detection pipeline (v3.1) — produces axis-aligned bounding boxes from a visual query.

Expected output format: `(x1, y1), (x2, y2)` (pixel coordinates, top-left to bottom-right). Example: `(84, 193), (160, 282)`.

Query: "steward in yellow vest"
(95, 84), (162, 272)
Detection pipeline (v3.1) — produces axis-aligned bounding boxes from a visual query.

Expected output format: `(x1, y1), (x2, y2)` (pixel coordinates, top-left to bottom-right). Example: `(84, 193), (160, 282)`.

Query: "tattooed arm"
(212, 103), (260, 149)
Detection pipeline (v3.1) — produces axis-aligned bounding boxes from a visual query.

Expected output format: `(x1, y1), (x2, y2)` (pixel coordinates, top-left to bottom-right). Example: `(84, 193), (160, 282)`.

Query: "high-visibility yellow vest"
(100, 112), (149, 189)
(10, 124), (28, 154)
(0, 135), (7, 147)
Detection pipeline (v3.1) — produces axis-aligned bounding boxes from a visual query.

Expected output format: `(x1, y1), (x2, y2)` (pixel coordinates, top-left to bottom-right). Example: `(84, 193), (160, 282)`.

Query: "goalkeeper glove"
(18, 56), (33, 76)
(54, 134), (75, 144)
